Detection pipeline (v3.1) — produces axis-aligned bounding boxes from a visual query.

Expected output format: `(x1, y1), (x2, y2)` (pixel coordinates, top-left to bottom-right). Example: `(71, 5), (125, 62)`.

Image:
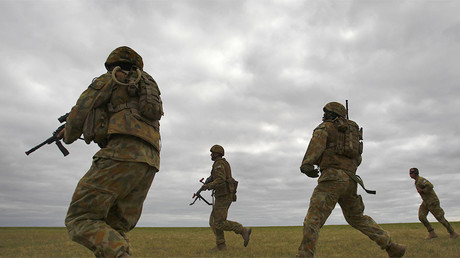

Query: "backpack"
(83, 67), (163, 148)
(107, 67), (163, 125)
(335, 117), (363, 159)
(221, 159), (238, 202)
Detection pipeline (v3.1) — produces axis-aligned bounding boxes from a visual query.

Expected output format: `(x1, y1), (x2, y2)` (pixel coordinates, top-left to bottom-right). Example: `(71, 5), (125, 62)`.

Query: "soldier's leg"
(215, 197), (244, 234)
(298, 180), (346, 257)
(419, 202), (434, 232)
(211, 196), (251, 247)
(340, 179), (391, 250)
(209, 198), (228, 248)
(65, 158), (151, 257)
(106, 163), (157, 254)
(428, 202), (455, 234)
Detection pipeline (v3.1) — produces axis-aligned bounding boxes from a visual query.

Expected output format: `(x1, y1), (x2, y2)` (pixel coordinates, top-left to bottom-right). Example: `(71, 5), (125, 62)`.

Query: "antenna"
(345, 100), (349, 119)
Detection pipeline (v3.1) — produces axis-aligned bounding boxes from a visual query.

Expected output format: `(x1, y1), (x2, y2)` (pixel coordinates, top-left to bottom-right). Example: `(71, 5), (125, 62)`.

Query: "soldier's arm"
(63, 89), (94, 144)
(206, 162), (226, 190)
(419, 179), (433, 193)
(63, 75), (109, 144)
(142, 72), (163, 121)
(300, 125), (327, 169)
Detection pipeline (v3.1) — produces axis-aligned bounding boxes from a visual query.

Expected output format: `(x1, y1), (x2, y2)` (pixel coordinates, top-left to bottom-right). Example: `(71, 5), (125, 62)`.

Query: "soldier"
(59, 46), (163, 257)
(201, 144), (252, 251)
(409, 168), (459, 240)
(297, 102), (406, 258)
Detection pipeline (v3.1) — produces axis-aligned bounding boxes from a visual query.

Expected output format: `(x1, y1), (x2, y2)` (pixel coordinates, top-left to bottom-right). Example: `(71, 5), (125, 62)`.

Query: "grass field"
(0, 222), (458, 257)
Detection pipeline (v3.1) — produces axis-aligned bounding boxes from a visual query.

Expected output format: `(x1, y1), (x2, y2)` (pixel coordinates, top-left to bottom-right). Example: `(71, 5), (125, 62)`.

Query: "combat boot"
(385, 242), (406, 258)
(450, 231), (459, 239)
(425, 230), (438, 240)
(241, 227), (252, 247)
(210, 243), (227, 251)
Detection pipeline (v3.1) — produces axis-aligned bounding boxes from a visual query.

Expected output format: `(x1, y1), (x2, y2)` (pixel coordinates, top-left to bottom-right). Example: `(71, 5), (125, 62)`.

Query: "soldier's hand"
(201, 184), (208, 191)
(300, 164), (319, 178)
(57, 127), (65, 140)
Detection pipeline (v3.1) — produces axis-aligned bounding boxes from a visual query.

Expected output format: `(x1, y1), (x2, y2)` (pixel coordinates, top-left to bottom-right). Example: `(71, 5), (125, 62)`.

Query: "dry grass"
(0, 222), (458, 257)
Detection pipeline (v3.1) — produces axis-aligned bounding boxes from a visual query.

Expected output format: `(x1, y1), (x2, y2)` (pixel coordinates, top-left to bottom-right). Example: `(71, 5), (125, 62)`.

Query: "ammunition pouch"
(83, 106), (109, 148)
(227, 177), (238, 202)
(82, 75), (114, 148)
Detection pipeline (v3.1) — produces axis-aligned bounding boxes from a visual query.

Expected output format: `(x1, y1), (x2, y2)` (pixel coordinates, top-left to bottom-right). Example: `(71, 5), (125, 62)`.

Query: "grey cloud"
(0, 0), (459, 228)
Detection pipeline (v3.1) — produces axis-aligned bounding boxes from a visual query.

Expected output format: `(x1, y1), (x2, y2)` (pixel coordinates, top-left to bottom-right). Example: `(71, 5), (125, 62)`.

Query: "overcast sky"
(1, 0), (459, 228)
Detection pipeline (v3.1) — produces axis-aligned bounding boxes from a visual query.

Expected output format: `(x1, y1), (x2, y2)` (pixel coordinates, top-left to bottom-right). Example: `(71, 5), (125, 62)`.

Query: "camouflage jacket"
(301, 120), (361, 181)
(415, 176), (439, 204)
(207, 158), (232, 197)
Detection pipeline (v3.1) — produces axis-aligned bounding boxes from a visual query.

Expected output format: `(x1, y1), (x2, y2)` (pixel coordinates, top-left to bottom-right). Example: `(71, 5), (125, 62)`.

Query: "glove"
(300, 164), (319, 178)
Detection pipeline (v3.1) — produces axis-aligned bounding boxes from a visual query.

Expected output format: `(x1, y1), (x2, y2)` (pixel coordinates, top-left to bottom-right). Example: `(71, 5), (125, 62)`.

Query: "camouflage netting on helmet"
(323, 102), (346, 118)
(105, 46), (144, 70)
(210, 145), (225, 156)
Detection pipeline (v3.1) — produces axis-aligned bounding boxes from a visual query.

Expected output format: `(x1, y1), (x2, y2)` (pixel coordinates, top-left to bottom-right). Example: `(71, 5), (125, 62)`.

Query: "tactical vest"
(82, 67), (163, 150)
(212, 158), (238, 201)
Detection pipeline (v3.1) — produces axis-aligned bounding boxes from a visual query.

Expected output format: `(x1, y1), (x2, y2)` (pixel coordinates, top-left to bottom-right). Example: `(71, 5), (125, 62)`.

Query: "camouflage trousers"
(419, 200), (454, 233)
(65, 157), (157, 258)
(209, 195), (244, 246)
(298, 174), (391, 257)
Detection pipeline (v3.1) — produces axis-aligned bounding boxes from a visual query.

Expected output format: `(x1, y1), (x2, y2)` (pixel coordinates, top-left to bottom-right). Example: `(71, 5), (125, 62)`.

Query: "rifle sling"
(344, 171), (376, 194)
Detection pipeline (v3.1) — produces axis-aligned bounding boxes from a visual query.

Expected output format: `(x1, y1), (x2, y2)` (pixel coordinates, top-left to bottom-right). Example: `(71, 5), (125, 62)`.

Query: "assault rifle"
(344, 100), (376, 195)
(189, 176), (213, 206)
(25, 113), (70, 157)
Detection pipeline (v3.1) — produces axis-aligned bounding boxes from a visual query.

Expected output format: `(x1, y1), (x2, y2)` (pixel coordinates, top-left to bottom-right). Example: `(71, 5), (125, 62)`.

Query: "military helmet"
(210, 144), (225, 156)
(105, 46), (144, 70)
(323, 102), (346, 118)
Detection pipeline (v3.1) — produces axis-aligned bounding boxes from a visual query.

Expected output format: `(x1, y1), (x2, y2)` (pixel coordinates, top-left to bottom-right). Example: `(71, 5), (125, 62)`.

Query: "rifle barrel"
(25, 141), (47, 155)
(346, 100), (349, 119)
(25, 135), (56, 155)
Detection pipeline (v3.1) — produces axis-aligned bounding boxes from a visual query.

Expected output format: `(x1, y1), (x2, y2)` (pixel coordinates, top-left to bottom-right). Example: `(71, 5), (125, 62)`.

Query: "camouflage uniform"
(63, 46), (163, 258)
(298, 102), (402, 257)
(207, 157), (244, 247)
(415, 176), (455, 234)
